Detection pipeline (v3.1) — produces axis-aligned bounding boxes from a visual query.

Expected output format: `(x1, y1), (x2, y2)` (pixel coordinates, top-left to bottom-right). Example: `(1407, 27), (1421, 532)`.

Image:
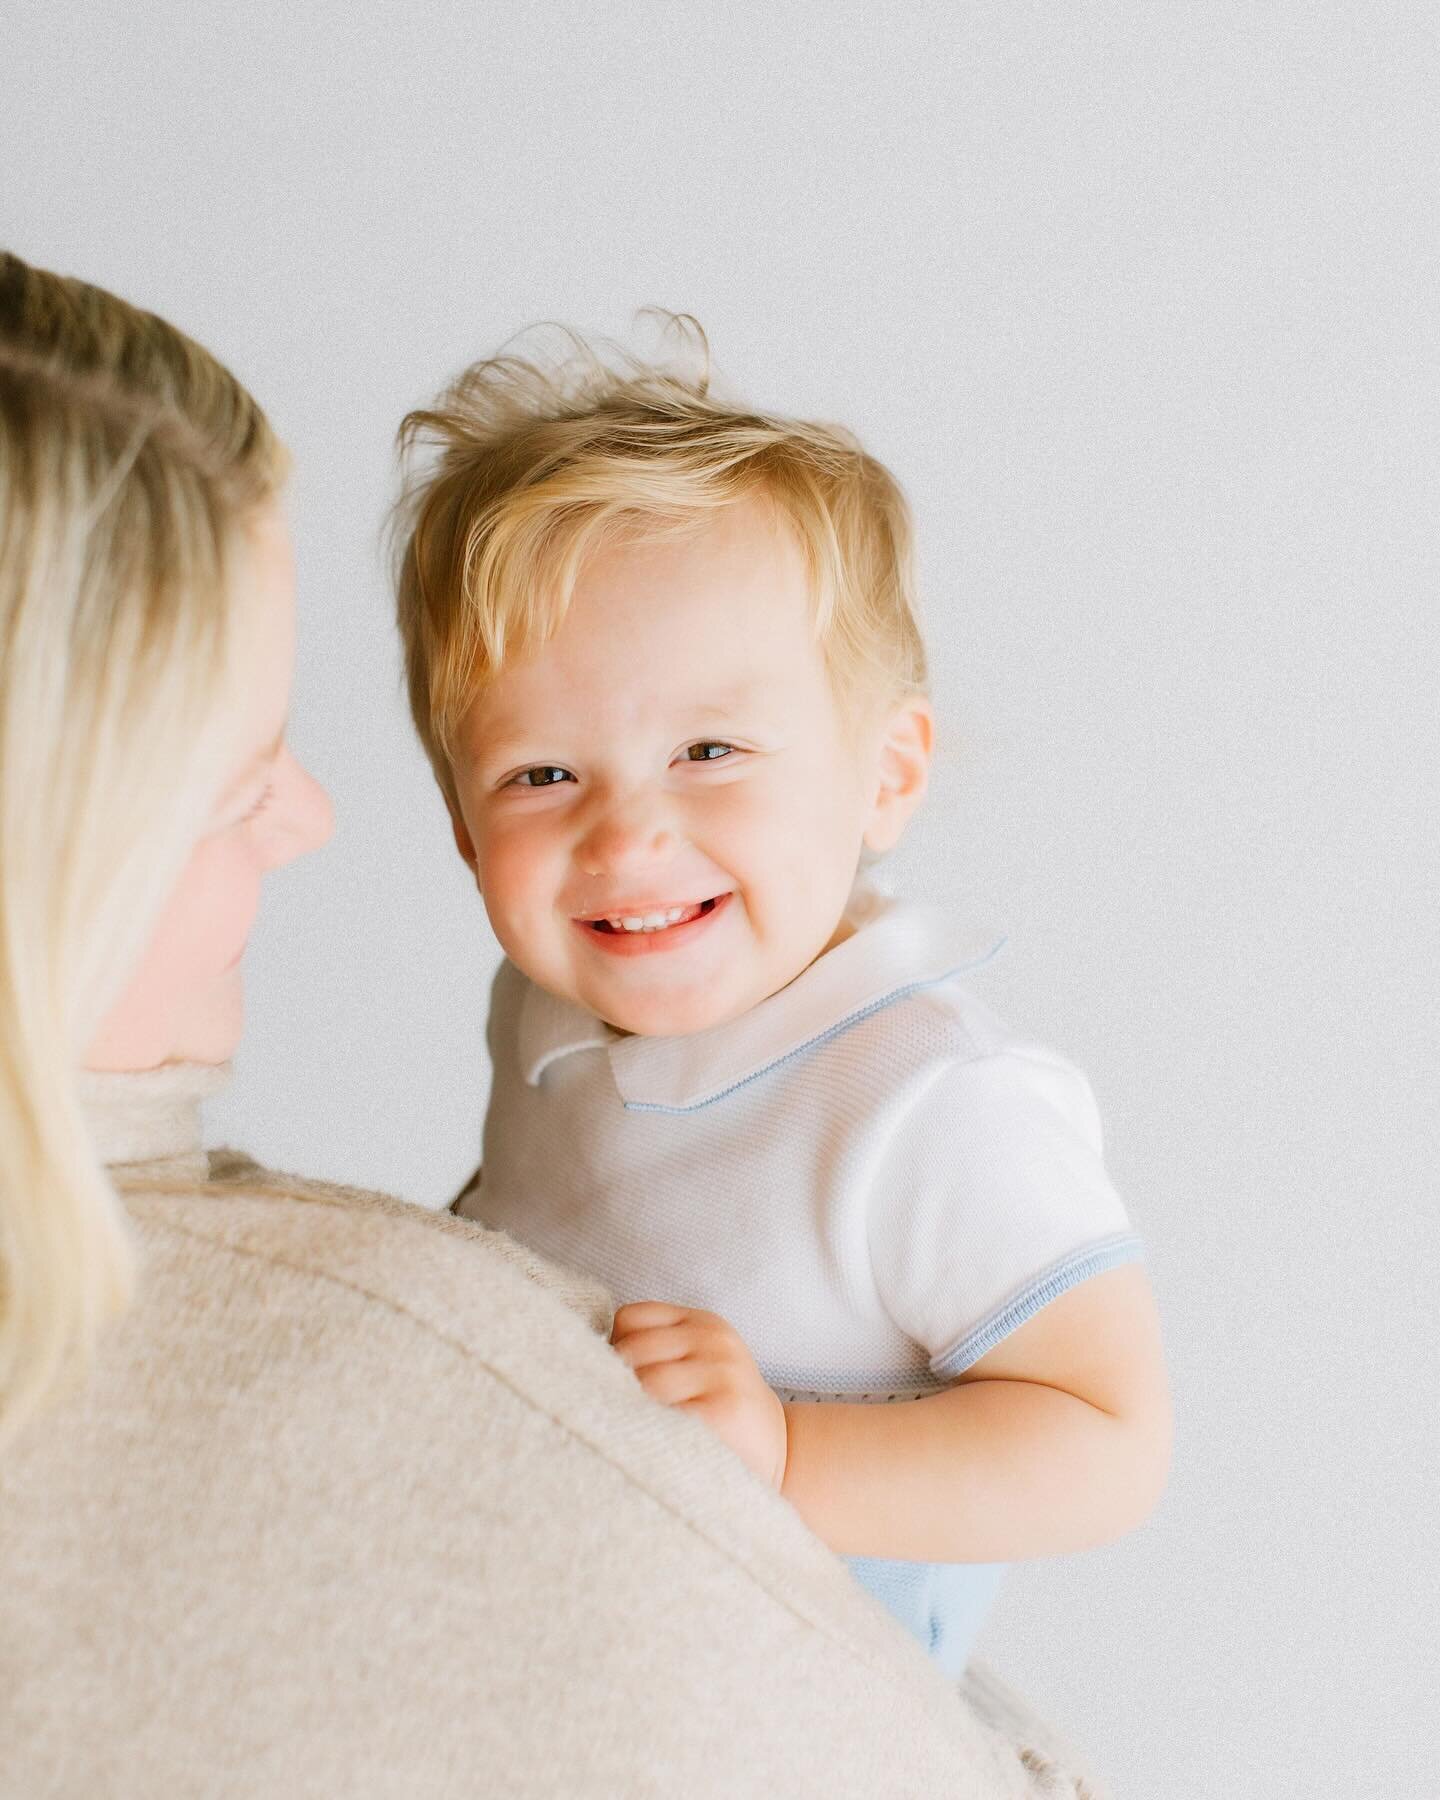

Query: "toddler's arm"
(611, 1263), (1170, 1562)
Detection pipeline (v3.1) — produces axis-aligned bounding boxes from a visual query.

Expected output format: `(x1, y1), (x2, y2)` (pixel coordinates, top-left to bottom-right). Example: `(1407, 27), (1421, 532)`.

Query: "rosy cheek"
(483, 820), (552, 911)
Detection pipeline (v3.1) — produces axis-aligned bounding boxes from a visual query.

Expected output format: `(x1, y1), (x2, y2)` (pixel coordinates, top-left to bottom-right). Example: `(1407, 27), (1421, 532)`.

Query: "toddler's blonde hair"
(393, 316), (927, 812)
(0, 251), (286, 1446)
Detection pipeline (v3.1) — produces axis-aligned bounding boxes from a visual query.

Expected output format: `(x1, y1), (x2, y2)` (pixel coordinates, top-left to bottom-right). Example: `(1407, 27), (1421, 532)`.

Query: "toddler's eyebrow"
(469, 726), (535, 769)
(690, 693), (757, 723)
(468, 687), (768, 769)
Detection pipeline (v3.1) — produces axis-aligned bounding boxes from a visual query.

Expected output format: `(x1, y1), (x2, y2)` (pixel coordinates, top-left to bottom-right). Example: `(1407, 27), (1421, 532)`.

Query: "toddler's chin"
(598, 986), (748, 1039)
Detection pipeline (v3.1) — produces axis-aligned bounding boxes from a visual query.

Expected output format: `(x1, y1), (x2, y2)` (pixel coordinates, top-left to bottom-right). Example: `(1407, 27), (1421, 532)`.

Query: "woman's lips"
(573, 891), (732, 957)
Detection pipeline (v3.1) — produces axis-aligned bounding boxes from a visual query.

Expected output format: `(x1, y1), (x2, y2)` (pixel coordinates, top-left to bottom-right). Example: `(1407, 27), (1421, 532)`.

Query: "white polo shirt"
(459, 882), (1143, 1668)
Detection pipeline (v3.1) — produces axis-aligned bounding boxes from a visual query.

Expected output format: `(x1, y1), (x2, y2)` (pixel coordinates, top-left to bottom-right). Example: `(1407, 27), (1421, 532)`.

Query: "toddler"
(394, 327), (1171, 1672)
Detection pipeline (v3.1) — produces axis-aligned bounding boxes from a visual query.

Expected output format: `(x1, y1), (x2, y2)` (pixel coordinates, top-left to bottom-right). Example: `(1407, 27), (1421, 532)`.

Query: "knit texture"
(0, 1065), (1110, 1798)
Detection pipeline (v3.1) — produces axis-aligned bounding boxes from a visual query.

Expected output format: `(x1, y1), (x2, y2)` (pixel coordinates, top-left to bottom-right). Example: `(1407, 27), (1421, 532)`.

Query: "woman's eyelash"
(242, 782), (275, 823)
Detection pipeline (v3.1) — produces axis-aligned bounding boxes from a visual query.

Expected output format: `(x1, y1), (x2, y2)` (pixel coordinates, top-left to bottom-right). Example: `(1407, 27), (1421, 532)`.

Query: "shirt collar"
(516, 980), (621, 1085)
(514, 883), (1005, 1113)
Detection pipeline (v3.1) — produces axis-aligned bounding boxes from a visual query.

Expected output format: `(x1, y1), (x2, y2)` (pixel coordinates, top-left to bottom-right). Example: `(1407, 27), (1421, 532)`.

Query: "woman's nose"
(575, 795), (678, 878)
(265, 749), (335, 868)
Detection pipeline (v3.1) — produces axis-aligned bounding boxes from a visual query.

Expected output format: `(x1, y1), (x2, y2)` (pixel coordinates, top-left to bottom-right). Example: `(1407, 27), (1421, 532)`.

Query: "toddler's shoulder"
(864, 974), (1075, 1078)
(862, 980), (1106, 1155)
(839, 977), (1102, 1147)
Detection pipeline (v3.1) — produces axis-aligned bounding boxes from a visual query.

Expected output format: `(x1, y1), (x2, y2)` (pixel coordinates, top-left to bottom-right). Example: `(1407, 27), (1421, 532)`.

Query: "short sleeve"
(866, 1050), (1144, 1377)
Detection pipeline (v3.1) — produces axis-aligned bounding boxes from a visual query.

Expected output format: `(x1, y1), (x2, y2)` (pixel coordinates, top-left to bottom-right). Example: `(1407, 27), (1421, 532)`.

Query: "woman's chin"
(86, 950), (250, 1071)
(164, 970), (247, 1067)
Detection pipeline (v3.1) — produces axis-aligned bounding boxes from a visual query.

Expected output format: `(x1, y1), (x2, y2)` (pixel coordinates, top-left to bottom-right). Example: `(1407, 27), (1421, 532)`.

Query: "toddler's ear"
(862, 696), (933, 855)
(448, 804), (481, 886)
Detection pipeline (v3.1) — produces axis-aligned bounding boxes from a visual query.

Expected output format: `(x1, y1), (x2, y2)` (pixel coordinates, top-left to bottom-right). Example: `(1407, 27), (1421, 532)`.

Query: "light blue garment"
(471, 889), (1143, 1681)
(844, 1554), (1007, 1674)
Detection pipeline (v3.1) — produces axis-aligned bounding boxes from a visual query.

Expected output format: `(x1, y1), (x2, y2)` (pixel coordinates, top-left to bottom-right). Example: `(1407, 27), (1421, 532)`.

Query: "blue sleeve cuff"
(930, 1232), (1146, 1377)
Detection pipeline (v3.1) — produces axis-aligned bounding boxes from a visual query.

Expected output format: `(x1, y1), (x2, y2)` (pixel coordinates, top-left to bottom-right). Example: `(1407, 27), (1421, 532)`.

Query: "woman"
(0, 251), (1104, 1798)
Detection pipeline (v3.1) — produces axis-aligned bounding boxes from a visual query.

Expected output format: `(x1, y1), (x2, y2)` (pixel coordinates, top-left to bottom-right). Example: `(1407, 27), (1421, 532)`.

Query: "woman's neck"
(77, 1061), (230, 1172)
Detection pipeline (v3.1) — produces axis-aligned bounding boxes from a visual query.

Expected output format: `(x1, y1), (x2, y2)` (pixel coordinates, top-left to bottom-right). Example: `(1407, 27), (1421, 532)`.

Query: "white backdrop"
(4, 5), (1436, 1794)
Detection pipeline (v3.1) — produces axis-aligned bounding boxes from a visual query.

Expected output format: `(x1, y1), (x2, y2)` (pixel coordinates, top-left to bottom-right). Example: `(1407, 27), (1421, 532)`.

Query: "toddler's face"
(449, 498), (921, 1036)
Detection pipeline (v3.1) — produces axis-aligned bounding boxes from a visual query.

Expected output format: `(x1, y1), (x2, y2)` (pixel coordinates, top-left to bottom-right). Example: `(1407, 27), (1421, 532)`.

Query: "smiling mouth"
(583, 896), (725, 935)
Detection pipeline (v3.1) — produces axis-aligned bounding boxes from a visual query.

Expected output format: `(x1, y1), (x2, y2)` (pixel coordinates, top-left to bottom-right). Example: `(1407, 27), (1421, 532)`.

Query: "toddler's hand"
(611, 1301), (787, 1491)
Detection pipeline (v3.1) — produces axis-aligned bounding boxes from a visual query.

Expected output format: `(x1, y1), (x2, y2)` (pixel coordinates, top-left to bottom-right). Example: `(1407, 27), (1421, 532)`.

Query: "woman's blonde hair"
(0, 251), (286, 1446)
(393, 315), (927, 813)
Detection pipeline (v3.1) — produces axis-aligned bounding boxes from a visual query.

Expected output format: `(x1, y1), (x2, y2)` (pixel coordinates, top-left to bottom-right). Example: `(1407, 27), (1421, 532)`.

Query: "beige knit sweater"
(0, 1065), (1108, 1799)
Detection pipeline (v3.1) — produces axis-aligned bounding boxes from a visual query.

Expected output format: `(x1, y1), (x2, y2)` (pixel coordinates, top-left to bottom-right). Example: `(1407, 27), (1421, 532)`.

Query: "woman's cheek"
(86, 831), (261, 1068)
(183, 835), (264, 980)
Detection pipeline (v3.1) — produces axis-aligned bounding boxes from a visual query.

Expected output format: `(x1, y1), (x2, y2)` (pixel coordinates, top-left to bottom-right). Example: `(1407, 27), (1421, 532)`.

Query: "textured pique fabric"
(0, 1063), (1110, 1799)
(460, 882), (1143, 1671)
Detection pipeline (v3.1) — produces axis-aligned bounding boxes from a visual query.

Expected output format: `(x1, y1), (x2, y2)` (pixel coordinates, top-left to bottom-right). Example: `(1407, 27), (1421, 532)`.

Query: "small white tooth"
(621, 917), (644, 931)
(665, 908), (684, 922)
(641, 913), (668, 928)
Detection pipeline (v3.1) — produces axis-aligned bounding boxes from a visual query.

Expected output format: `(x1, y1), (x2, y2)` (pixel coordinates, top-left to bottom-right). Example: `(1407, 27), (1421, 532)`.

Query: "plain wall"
(4, 4), (1436, 1794)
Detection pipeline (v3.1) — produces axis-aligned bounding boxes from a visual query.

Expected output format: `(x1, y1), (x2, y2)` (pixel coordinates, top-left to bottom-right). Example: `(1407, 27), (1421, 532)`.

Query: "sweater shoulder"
(125, 1160), (612, 1337)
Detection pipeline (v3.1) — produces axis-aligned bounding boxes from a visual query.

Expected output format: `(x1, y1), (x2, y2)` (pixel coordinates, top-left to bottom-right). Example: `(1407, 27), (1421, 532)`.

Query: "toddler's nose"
(576, 800), (678, 878)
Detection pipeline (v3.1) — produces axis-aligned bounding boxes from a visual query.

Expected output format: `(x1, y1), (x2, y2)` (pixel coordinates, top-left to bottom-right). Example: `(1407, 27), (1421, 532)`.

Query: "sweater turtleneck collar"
(77, 1061), (232, 1179)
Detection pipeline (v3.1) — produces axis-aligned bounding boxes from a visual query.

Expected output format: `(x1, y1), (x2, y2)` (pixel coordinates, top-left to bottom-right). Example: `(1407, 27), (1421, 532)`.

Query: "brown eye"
(514, 766), (574, 787)
(684, 742), (733, 762)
